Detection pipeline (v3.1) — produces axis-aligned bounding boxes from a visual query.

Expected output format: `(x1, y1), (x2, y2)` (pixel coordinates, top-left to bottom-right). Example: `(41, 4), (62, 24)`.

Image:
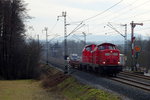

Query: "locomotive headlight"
(118, 62), (120, 64)
(105, 53), (110, 56)
(103, 62), (106, 64)
(113, 53), (118, 56)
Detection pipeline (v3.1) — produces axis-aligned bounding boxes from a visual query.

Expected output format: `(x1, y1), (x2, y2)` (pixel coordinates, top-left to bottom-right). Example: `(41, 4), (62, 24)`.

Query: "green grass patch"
(55, 77), (121, 100)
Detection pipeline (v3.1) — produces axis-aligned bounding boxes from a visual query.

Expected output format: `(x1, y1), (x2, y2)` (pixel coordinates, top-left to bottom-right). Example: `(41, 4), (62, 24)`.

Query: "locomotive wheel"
(98, 67), (104, 75)
(113, 73), (117, 77)
(94, 67), (99, 73)
(79, 64), (82, 70)
(83, 65), (87, 71)
(89, 66), (93, 72)
(86, 65), (90, 72)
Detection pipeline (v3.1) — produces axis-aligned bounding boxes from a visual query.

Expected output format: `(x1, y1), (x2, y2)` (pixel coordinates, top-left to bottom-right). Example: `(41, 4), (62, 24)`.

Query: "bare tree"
(0, 0), (42, 79)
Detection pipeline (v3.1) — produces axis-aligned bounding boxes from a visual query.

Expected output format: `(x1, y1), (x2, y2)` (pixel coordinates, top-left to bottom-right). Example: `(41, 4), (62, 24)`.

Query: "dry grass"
(0, 80), (66, 100)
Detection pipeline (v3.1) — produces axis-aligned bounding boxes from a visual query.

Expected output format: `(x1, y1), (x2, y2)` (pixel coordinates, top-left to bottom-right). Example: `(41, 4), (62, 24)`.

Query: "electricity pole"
(130, 21), (143, 71)
(43, 27), (48, 65)
(107, 23), (127, 55)
(57, 12), (68, 60)
(37, 34), (39, 50)
(121, 24), (127, 56)
(57, 12), (85, 74)
(82, 32), (86, 46)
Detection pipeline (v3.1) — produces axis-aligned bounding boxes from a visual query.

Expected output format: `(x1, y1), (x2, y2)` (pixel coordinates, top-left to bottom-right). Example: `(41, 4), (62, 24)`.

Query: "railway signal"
(134, 46), (141, 71)
(130, 21), (143, 71)
(134, 46), (141, 52)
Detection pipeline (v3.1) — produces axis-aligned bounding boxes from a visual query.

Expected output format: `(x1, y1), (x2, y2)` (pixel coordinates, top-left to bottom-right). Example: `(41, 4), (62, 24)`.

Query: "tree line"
(0, 0), (42, 79)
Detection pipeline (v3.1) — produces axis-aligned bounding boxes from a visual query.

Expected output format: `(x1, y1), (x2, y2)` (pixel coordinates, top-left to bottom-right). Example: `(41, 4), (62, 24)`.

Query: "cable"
(49, 21), (58, 34)
(108, 0), (150, 22)
(135, 27), (150, 31)
(85, 0), (140, 24)
(65, 0), (123, 35)
(78, 0), (140, 33)
(110, 9), (150, 22)
(70, 34), (82, 41)
(67, 15), (73, 22)
(138, 19), (150, 23)
(82, 0), (124, 22)
(67, 0), (123, 24)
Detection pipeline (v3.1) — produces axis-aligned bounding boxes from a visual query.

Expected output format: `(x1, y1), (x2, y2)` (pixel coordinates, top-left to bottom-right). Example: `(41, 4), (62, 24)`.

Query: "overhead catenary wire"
(63, 0), (125, 35)
(85, 0), (150, 29)
(68, 0), (124, 25)
(108, 0), (150, 22)
(110, 10), (150, 23)
(53, 0), (150, 43)
(82, 0), (124, 22)
(85, 0), (140, 24)
(138, 19), (150, 23)
(49, 21), (59, 34)
(67, 22), (85, 37)
(74, 0), (137, 34)
(85, 0), (150, 35)
(71, 34), (82, 41)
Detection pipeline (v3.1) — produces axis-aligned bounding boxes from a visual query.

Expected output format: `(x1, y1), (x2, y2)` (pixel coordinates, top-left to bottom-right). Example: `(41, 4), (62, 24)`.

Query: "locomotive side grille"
(113, 60), (117, 63)
(106, 59), (110, 63)
(113, 53), (118, 56)
(105, 59), (117, 64)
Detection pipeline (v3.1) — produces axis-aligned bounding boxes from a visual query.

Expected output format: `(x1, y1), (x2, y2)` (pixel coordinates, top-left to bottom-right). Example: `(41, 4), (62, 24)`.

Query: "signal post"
(130, 21), (143, 71)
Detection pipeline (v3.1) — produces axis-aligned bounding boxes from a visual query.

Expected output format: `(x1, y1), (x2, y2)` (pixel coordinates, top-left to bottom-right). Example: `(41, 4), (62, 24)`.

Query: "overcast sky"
(25, 0), (150, 42)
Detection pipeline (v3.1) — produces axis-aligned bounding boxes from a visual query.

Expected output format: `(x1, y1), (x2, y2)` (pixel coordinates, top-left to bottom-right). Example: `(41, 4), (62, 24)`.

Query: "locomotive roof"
(98, 43), (116, 46)
(84, 43), (116, 48)
(85, 44), (96, 48)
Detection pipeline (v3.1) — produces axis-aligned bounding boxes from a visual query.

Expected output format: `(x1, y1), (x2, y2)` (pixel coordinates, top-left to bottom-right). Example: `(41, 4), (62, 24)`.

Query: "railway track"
(110, 71), (150, 92)
(119, 71), (150, 80)
(47, 58), (150, 92)
(111, 77), (150, 92)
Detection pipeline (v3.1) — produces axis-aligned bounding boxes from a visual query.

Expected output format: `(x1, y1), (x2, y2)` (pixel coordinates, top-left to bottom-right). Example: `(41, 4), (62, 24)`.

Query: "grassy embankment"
(0, 64), (122, 100)
(42, 65), (122, 100)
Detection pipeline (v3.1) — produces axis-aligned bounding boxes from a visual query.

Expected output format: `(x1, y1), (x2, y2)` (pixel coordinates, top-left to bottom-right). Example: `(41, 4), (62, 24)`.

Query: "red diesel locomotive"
(70, 43), (122, 75)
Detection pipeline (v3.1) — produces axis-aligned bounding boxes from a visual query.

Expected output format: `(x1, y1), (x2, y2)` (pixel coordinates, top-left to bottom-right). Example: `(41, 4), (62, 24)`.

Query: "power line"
(108, 0), (150, 22)
(49, 21), (58, 34)
(85, 0), (140, 24)
(67, 0), (123, 25)
(70, 34), (82, 41)
(67, 15), (73, 22)
(75, 0), (149, 34)
(70, 0), (142, 34)
(110, 10), (150, 22)
(135, 27), (150, 31)
(139, 19), (150, 23)
(106, 0), (140, 21)
(82, 0), (123, 22)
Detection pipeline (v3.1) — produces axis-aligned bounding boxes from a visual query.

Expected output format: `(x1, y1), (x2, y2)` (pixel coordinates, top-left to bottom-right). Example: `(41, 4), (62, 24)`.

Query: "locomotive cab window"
(108, 45), (116, 50)
(98, 46), (106, 50)
(98, 45), (116, 50)
(86, 46), (92, 51)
